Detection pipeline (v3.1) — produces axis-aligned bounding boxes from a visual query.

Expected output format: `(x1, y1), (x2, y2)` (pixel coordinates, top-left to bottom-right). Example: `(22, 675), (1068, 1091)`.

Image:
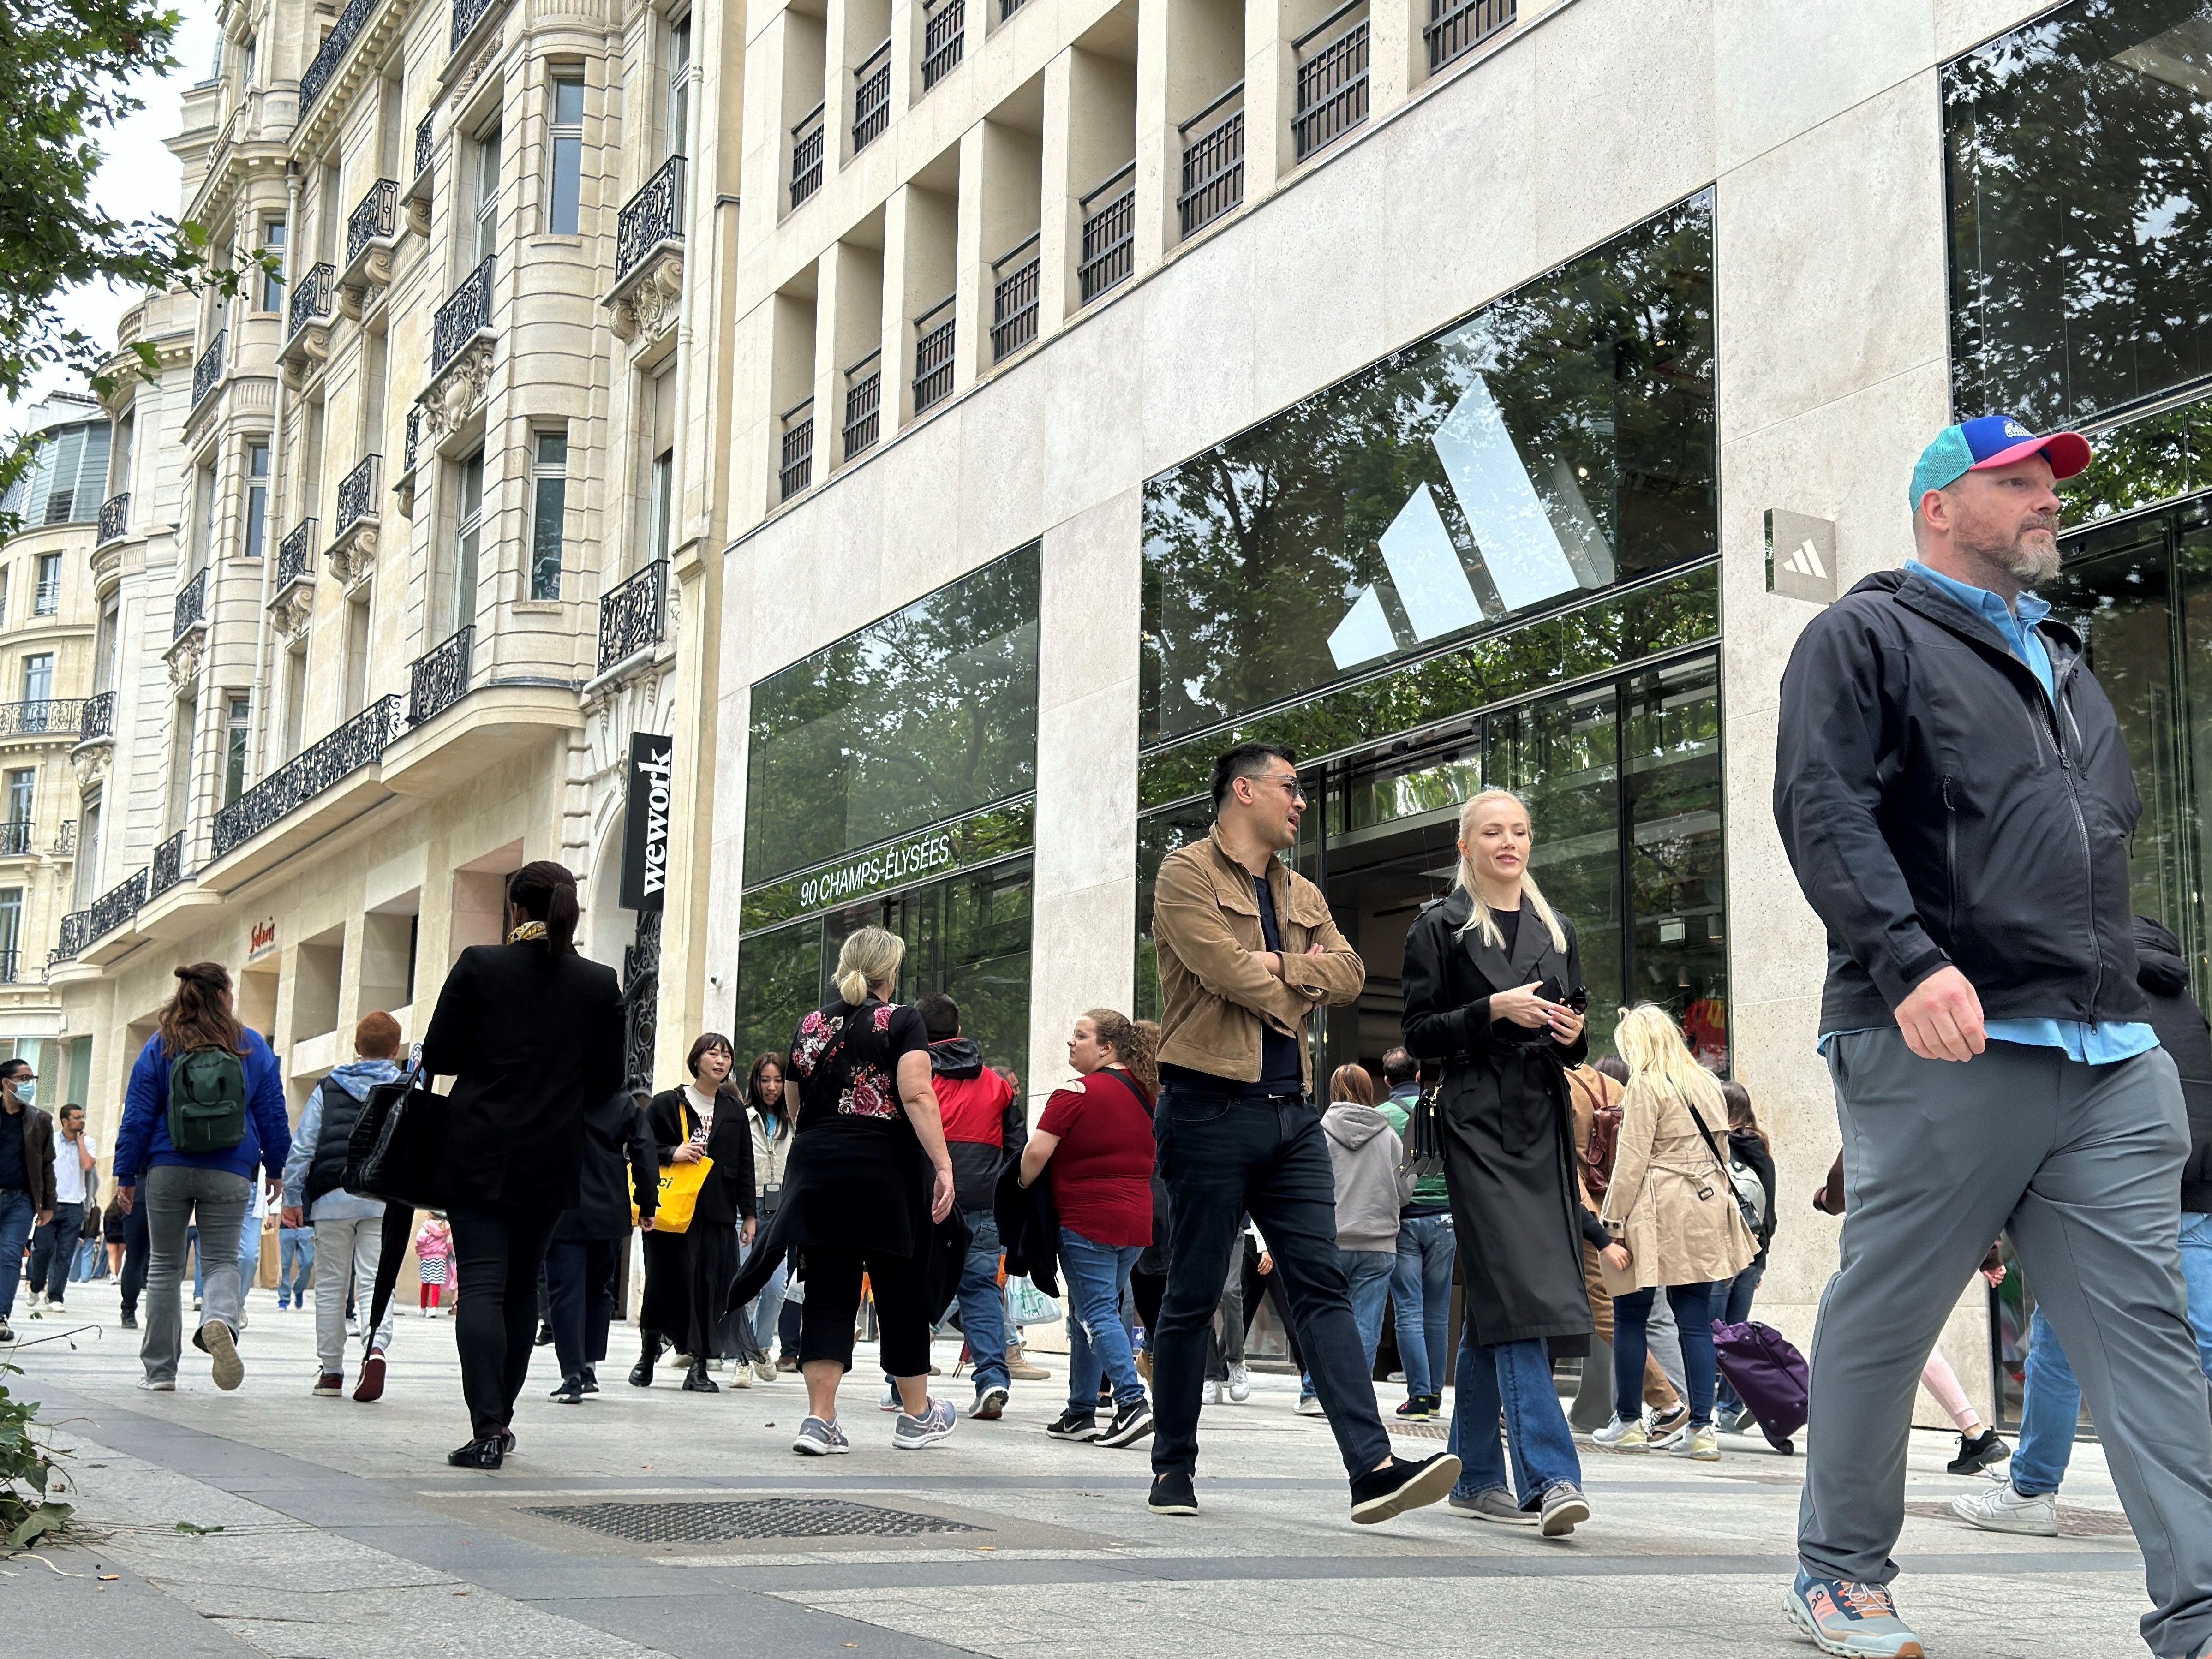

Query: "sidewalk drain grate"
(522, 1498), (984, 1543)
(1903, 1499), (2133, 1538)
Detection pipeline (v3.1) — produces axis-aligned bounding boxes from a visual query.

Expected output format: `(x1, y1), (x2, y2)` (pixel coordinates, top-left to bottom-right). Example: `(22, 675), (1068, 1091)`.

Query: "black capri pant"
(799, 1245), (933, 1378)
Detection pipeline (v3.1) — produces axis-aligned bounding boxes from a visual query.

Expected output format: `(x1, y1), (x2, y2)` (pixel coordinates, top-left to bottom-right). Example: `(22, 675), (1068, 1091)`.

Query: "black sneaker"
(1148, 1469), (1198, 1515)
(1947, 1427), (2010, 1475)
(1349, 1452), (1463, 1525)
(1096, 1399), (1155, 1448)
(579, 1366), (599, 1395)
(119, 1312), (137, 1330)
(447, 1437), (503, 1469)
(1044, 1408), (1100, 1441)
(534, 1321), (555, 1347)
(549, 1373), (585, 1403)
(0, 1319), (13, 1343)
(1394, 1396), (1432, 1420)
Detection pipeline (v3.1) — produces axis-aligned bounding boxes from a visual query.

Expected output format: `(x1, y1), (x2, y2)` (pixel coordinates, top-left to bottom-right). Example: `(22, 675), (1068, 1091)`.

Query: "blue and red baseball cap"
(1909, 415), (2092, 509)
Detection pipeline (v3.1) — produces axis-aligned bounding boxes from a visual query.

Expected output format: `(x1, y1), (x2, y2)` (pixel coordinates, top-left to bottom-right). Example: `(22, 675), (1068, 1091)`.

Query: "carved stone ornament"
(281, 323), (331, 389)
(452, 35), (501, 103)
(328, 523), (378, 592)
(394, 471), (418, 519)
(407, 195), (431, 237)
(608, 251), (683, 348)
(165, 630), (205, 693)
(271, 584), (314, 643)
(417, 337), (496, 442)
(338, 246), (395, 321)
(71, 743), (110, 792)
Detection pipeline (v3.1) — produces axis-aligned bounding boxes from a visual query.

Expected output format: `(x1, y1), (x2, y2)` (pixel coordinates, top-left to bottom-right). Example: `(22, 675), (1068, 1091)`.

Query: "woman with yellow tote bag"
(633, 1035), (758, 1391)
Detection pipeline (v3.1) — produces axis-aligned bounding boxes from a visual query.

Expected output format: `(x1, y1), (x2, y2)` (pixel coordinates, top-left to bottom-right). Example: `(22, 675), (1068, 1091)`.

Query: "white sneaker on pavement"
(1950, 1479), (2058, 1537)
(1227, 1362), (1252, 1402)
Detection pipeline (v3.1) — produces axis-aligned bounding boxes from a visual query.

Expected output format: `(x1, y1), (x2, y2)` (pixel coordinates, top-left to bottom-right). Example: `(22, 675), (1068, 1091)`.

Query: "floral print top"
(789, 999), (929, 1125)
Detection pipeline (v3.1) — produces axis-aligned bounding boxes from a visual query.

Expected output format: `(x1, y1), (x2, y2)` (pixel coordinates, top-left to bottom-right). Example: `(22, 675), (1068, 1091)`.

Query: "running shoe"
(753, 1359), (778, 1385)
(971, 1384), (1010, 1420)
(1592, 1415), (1650, 1450)
(1394, 1396), (1433, 1421)
(136, 1376), (175, 1391)
(792, 1415), (850, 1456)
(1226, 1362), (1252, 1403)
(1668, 1425), (1721, 1462)
(199, 1320), (244, 1391)
(1785, 1569), (1924, 1658)
(1044, 1408), (1100, 1441)
(1448, 1486), (1536, 1525)
(893, 1396), (957, 1450)
(1647, 1403), (1690, 1440)
(879, 1384), (902, 1412)
(1295, 1393), (1324, 1416)
(1949, 1480), (2057, 1537)
(1202, 1379), (1223, 1405)
(1946, 1427), (2009, 1475)
(1096, 1399), (1155, 1448)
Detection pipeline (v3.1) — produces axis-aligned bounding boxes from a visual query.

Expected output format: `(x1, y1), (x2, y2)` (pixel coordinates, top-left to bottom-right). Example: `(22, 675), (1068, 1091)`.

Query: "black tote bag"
(342, 1065), (450, 1210)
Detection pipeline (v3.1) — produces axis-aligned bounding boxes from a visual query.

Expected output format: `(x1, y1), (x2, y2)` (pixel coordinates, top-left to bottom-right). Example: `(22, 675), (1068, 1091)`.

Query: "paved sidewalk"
(5, 1277), (2161, 1657)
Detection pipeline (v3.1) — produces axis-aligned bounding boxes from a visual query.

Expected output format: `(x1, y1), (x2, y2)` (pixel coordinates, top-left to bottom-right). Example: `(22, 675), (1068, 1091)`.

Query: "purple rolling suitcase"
(1712, 1319), (1809, 1454)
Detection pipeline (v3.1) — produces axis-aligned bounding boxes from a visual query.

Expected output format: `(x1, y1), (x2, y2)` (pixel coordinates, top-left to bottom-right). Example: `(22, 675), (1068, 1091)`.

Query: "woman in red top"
(1022, 1009), (1160, 1450)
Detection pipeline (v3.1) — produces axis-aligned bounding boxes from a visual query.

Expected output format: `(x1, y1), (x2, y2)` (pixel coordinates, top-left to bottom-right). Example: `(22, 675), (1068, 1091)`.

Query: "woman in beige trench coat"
(1597, 1003), (1756, 1461)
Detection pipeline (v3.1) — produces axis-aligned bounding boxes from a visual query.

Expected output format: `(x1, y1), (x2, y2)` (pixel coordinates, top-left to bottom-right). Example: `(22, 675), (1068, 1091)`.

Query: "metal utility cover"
(523, 1498), (984, 1545)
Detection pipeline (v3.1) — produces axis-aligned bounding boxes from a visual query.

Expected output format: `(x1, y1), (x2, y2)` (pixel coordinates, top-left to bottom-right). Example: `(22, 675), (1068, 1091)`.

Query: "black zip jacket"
(553, 1090), (658, 1241)
(1775, 566), (2149, 1035)
(2133, 916), (2212, 1212)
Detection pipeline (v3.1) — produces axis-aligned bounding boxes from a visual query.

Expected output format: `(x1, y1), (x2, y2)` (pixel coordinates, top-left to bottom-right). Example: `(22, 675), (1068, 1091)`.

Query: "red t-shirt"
(1037, 1070), (1156, 1247)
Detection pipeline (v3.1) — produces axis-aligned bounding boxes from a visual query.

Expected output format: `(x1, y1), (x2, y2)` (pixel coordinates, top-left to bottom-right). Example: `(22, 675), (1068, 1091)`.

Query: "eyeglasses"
(1252, 771), (1307, 803)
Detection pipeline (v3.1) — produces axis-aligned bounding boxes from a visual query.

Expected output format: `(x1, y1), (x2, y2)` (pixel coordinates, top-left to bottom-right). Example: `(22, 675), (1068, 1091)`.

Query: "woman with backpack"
(1596, 1003), (1758, 1462)
(421, 860), (624, 1468)
(111, 962), (292, 1392)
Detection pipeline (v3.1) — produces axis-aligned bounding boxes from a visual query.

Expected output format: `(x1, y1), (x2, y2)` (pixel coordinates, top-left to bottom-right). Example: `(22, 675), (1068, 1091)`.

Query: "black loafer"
(1148, 1470), (1198, 1515)
(1350, 1452), (1462, 1525)
(550, 1374), (585, 1403)
(447, 1438), (503, 1469)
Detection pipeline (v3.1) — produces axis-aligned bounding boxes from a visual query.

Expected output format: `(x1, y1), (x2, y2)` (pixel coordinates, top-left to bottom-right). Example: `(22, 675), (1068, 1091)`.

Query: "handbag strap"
(1093, 1066), (1154, 1119)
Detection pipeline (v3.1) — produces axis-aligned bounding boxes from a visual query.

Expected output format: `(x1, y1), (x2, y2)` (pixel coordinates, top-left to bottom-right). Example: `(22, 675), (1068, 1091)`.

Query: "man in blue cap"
(1773, 415), (2212, 1659)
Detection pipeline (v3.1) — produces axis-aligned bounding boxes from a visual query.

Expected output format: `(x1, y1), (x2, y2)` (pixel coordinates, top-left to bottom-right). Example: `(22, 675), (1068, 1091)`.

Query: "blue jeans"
(1614, 1282), (1721, 1428)
(1390, 1214), (1456, 1398)
(1710, 1257), (1765, 1413)
(2182, 1212), (2212, 1382)
(957, 1211), (1010, 1391)
(2010, 1307), (2083, 1497)
(1447, 1334), (1583, 1505)
(742, 1241), (791, 1357)
(29, 1200), (80, 1301)
(279, 1226), (315, 1304)
(1304, 1247), (1395, 1396)
(1060, 1227), (1145, 1412)
(0, 1188), (33, 1317)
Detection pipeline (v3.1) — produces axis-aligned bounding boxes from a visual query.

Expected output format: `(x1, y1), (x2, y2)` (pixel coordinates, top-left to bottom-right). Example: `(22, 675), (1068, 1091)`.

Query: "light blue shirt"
(1819, 563), (2159, 1066)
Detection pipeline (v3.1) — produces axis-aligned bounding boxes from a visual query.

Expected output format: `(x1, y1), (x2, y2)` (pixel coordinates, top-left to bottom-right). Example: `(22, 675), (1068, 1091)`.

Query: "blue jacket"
(114, 1029), (291, 1187)
(281, 1058), (399, 1221)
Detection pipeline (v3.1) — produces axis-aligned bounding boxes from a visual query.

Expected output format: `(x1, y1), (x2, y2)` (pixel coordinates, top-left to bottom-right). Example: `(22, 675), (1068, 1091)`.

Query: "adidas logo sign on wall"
(1765, 509), (1839, 605)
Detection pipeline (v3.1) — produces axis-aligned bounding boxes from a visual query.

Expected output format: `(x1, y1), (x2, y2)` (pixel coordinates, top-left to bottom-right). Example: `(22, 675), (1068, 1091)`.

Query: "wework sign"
(620, 732), (674, 912)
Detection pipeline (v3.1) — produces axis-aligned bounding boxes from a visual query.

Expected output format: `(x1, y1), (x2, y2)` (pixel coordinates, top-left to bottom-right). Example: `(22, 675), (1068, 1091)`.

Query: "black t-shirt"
(782, 997), (934, 1254)
(0, 1111), (26, 1191)
(1254, 876), (1305, 1093)
(1493, 905), (1520, 954)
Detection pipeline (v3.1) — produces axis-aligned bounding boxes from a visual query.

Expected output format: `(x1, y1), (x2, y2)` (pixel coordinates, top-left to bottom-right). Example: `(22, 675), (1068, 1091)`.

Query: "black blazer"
(645, 1086), (757, 1227)
(554, 1090), (658, 1241)
(420, 940), (624, 1212)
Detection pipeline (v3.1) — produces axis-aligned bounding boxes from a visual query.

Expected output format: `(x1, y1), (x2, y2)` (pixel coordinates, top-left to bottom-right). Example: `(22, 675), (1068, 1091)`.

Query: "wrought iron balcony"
(53, 818), (75, 855)
(991, 236), (1040, 361)
(335, 456), (382, 535)
(347, 178), (399, 266)
(598, 561), (667, 675)
(450, 0), (495, 51)
(86, 867), (148, 943)
(616, 156), (685, 282)
(77, 692), (113, 743)
(921, 0), (964, 90)
(913, 297), (956, 414)
(149, 830), (184, 899)
(1293, 1), (1370, 160)
(54, 910), (90, 962)
(212, 694), (403, 859)
(277, 520), (316, 594)
(1425, 0), (1512, 72)
(289, 262), (335, 338)
(0, 699), (86, 737)
(34, 577), (59, 617)
(173, 567), (208, 640)
(405, 407), (422, 474)
(853, 41), (891, 153)
(1178, 85), (1245, 239)
(415, 112), (434, 179)
(1078, 164), (1136, 304)
(0, 949), (18, 984)
(843, 353), (882, 460)
(96, 492), (130, 546)
(790, 104), (825, 210)
(191, 330), (226, 408)
(0, 820), (33, 857)
(407, 626), (472, 726)
(299, 0), (377, 109)
(779, 400), (814, 502)
(432, 257), (494, 371)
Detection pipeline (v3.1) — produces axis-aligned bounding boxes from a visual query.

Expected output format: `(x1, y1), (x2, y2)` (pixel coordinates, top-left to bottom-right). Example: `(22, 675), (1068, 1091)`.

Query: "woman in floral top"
(728, 926), (956, 1457)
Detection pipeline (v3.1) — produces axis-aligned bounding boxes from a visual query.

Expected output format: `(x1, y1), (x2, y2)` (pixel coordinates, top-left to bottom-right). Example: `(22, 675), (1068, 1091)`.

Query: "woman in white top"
(634, 1034), (758, 1393)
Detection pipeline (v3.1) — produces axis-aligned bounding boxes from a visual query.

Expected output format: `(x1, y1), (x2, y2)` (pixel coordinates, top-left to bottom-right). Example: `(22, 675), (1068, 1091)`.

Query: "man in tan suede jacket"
(1142, 740), (1460, 1527)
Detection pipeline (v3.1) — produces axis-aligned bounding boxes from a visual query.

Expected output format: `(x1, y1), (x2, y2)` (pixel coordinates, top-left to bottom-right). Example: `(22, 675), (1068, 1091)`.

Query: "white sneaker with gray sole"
(1950, 1479), (2058, 1537)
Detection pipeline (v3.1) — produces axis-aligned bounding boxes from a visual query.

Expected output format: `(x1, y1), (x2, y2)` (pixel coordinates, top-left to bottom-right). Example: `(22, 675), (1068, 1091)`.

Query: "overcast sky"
(6, 0), (222, 436)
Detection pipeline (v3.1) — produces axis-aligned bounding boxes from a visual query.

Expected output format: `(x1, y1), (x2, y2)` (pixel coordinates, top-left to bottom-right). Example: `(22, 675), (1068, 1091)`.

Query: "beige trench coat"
(1598, 1075), (1757, 1291)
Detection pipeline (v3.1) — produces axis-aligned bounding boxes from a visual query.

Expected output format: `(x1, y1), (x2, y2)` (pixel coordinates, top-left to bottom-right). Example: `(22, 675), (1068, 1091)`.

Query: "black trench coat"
(1401, 888), (1592, 1354)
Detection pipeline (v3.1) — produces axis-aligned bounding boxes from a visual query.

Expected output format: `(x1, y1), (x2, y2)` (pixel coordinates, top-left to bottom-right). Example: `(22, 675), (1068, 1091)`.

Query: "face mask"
(12, 1081), (34, 1104)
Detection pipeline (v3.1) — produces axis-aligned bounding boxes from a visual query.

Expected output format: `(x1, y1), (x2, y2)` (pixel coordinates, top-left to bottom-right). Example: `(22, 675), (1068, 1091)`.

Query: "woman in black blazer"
(421, 859), (624, 1468)
(634, 1033), (758, 1392)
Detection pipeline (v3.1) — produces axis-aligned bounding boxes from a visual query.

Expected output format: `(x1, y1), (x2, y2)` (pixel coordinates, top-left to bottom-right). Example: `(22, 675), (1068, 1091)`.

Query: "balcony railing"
(921, 0), (964, 90)
(53, 819), (74, 855)
(779, 400), (814, 501)
(149, 830), (185, 899)
(289, 262), (335, 338)
(913, 296), (956, 414)
(213, 694), (404, 859)
(1425, 0), (1512, 72)
(335, 455), (381, 535)
(432, 257), (494, 371)
(616, 156), (685, 281)
(598, 560), (667, 675)
(0, 950), (18, 985)
(78, 692), (113, 743)
(1078, 163), (1136, 304)
(96, 492), (130, 546)
(33, 579), (58, 617)
(843, 352), (882, 459)
(991, 235), (1040, 361)
(1000, 0), (1027, 17)
(54, 911), (90, 962)
(0, 821), (33, 857)
(1293, 1), (1369, 160)
(347, 178), (399, 266)
(853, 41), (891, 152)
(0, 700), (87, 738)
(789, 105), (825, 210)
(405, 406), (423, 474)
(299, 0), (376, 109)
(173, 567), (208, 640)
(1178, 84), (1245, 239)
(407, 628), (472, 727)
(191, 330), (226, 408)
(277, 520), (316, 594)
(87, 867), (148, 943)
(414, 112), (434, 179)
(450, 0), (495, 51)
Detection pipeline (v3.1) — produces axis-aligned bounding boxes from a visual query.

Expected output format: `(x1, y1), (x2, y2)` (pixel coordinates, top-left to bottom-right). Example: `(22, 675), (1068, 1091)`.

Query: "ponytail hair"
(158, 961), (245, 1057)
(508, 860), (581, 954)
(1084, 1008), (1160, 1101)
(1452, 788), (1569, 954)
(834, 925), (905, 1005)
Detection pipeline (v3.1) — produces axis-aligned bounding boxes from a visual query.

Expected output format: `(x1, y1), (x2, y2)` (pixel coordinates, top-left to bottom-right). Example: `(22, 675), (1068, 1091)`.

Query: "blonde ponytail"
(1452, 788), (1569, 954)
(833, 925), (906, 1005)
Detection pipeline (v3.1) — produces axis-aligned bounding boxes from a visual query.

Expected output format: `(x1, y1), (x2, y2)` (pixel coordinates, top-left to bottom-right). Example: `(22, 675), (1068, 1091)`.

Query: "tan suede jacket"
(1149, 824), (1364, 1092)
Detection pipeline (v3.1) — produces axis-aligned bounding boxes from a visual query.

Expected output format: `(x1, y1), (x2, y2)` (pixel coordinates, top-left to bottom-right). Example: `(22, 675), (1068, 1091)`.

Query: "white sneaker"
(753, 1359), (778, 1385)
(726, 1364), (752, 1389)
(137, 1376), (176, 1391)
(26, 1292), (44, 1312)
(1951, 1480), (2058, 1537)
(1591, 1416), (1651, 1450)
(1227, 1362), (1252, 1403)
(1202, 1379), (1223, 1406)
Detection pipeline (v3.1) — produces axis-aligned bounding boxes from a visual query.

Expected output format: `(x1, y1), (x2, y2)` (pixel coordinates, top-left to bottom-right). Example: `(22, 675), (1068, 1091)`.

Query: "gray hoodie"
(1321, 1103), (1412, 1251)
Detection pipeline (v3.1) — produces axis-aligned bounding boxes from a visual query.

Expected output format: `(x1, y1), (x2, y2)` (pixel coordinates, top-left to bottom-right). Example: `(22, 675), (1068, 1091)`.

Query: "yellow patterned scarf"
(508, 920), (548, 944)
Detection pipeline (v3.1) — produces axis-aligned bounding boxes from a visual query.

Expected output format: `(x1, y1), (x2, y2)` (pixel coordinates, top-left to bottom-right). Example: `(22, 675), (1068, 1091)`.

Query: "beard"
(2002, 533), (2063, 588)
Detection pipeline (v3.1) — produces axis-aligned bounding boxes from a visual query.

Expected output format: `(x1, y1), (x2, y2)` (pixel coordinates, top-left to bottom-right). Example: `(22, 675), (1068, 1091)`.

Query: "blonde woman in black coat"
(634, 1033), (758, 1392)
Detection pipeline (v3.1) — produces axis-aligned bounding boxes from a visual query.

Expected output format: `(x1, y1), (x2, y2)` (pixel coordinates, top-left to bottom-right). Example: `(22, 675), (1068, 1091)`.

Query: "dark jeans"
(544, 1236), (618, 1381)
(1710, 1256), (1764, 1414)
(800, 1244), (933, 1378)
(1152, 1083), (1392, 1482)
(1614, 1282), (1720, 1429)
(30, 1200), (81, 1301)
(119, 1200), (149, 1317)
(0, 1188), (32, 1318)
(448, 1202), (562, 1440)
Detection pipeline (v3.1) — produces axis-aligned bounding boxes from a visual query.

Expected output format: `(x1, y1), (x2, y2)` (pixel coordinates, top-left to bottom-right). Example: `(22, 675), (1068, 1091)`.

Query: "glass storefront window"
(1944, 0), (2212, 429)
(744, 544), (1041, 886)
(1624, 657), (1727, 1067)
(1141, 193), (1715, 745)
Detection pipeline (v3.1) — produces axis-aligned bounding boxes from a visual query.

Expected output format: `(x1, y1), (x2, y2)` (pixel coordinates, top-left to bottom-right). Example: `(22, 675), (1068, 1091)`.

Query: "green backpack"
(166, 1047), (249, 1156)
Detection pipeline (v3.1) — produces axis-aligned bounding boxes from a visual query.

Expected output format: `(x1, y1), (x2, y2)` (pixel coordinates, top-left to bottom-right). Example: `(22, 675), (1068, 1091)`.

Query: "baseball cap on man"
(1909, 415), (2091, 509)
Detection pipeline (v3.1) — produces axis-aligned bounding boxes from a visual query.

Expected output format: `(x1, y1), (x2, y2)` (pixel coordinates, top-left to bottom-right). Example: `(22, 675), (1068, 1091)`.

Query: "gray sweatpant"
(1802, 1031), (2212, 1658)
(313, 1212), (395, 1373)
(142, 1165), (251, 1385)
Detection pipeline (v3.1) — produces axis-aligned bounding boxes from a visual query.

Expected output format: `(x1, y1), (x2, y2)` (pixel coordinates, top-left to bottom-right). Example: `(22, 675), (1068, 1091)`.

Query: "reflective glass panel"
(1623, 657), (1726, 1066)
